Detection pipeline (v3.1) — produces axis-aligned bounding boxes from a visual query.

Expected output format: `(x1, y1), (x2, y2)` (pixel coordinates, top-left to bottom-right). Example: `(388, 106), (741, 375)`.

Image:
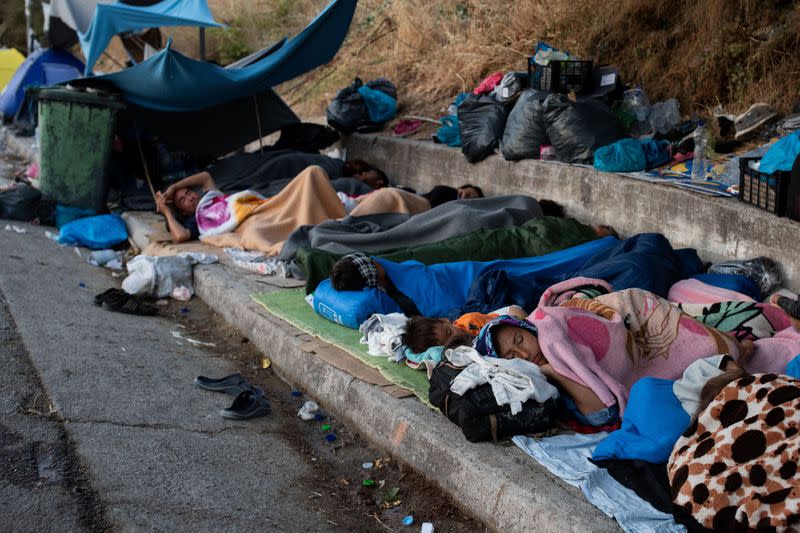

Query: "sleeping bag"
(312, 236), (619, 327)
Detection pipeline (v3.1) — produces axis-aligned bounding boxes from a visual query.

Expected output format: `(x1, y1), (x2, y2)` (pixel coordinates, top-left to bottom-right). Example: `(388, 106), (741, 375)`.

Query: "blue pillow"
(692, 273), (761, 301)
(593, 377), (689, 464)
(313, 278), (403, 329)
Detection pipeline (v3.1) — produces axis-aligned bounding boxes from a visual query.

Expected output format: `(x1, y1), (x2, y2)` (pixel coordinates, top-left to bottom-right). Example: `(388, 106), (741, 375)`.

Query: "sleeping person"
(468, 276), (800, 427)
(156, 165), (433, 254)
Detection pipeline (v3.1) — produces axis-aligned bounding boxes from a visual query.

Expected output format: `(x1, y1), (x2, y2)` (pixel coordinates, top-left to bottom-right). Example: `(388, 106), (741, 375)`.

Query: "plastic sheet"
(708, 257), (783, 296)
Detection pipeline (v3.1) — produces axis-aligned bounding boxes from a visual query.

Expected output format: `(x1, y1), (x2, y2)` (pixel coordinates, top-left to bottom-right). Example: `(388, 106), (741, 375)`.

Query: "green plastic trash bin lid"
(37, 87), (125, 211)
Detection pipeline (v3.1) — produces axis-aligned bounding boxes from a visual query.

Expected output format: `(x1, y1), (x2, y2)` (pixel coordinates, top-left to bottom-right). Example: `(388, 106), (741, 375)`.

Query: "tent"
(78, 0), (223, 74)
(83, 0), (357, 112)
(0, 48), (84, 119)
(0, 49), (26, 92)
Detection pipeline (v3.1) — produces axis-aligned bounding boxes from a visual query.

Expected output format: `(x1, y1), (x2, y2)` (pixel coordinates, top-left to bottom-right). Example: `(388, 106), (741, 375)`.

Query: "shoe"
(735, 103), (777, 139)
(101, 290), (158, 316)
(221, 390), (271, 420)
(94, 288), (121, 306)
(194, 373), (264, 397)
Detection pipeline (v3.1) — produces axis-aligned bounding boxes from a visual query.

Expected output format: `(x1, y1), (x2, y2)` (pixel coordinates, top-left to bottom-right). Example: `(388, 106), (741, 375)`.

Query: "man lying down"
(155, 163), (483, 254)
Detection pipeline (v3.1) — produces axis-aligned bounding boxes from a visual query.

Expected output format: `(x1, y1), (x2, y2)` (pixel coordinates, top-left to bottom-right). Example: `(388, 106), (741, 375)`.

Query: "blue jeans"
(560, 394), (619, 427)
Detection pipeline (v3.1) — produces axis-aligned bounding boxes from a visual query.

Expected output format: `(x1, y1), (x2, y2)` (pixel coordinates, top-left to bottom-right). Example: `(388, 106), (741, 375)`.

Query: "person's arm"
(156, 192), (192, 243)
(539, 363), (608, 415)
(163, 171), (216, 200)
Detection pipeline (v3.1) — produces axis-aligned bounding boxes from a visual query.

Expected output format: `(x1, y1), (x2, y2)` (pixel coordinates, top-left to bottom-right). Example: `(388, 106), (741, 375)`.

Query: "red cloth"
(563, 419), (622, 434)
(473, 72), (504, 95)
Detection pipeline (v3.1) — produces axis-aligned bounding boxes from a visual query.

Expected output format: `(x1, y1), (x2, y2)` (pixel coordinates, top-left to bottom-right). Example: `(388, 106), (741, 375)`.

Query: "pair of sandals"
(94, 288), (158, 316)
(194, 373), (270, 420)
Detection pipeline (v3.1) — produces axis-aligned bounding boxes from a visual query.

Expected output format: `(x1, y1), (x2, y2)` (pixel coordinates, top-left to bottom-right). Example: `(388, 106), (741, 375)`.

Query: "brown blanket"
(201, 165), (347, 256)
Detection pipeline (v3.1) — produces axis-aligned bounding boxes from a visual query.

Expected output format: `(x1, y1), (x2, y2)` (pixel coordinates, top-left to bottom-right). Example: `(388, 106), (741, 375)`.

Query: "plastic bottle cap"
(362, 479), (375, 486)
(314, 413), (325, 421)
(324, 433), (337, 442)
(402, 515), (414, 526)
(321, 424), (331, 431)
(290, 390), (302, 397)
(362, 462), (373, 470)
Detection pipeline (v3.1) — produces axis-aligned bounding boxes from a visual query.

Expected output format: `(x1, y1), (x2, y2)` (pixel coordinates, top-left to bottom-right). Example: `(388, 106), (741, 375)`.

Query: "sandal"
(776, 295), (800, 319)
(101, 291), (158, 316)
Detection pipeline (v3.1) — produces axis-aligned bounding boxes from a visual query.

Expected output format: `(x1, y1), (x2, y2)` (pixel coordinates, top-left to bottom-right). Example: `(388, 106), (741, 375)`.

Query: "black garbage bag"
(500, 89), (548, 160)
(0, 184), (42, 221)
(429, 362), (556, 442)
(458, 95), (510, 164)
(326, 77), (397, 134)
(543, 94), (626, 163)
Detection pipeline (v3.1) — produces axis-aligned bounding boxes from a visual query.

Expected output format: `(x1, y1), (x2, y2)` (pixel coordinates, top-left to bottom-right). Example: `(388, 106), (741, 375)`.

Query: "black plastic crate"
(738, 157), (789, 216)
(528, 59), (594, 94)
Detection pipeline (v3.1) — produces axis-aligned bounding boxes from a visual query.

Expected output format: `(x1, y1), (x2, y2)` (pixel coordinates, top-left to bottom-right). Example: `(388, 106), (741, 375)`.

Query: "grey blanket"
(279, 195), (543, 261)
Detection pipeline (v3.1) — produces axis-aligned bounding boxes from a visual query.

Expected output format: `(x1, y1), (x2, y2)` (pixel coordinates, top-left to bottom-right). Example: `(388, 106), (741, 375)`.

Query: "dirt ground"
(160, 297), (485, 532)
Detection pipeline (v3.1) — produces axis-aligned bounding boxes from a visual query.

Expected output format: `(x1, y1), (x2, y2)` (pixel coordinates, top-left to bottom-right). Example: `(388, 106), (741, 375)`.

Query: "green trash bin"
(36, 88), (125, 211)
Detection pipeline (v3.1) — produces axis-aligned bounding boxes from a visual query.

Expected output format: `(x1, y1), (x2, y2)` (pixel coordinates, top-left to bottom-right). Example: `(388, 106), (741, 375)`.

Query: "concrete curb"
(343, 134), (800, 291)
(123, 214), (619, 532)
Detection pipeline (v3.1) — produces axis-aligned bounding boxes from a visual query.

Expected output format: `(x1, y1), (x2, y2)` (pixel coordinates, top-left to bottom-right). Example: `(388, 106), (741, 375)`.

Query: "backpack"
(428, 362), (556, 442)
(326, 77), (397, 133)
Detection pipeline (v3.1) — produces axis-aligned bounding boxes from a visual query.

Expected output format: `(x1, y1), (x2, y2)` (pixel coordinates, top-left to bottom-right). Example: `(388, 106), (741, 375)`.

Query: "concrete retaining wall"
(344, 134), (800, 291)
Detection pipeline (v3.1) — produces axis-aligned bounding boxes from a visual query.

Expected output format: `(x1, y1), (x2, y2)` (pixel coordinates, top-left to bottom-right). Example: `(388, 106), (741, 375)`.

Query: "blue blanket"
(90, 0), (357, 111)
(457, 233), (703, 317)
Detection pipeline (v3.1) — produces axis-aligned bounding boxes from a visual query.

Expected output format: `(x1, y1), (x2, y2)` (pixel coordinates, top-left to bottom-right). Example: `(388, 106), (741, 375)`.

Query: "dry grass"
(97, 0), (800, 119)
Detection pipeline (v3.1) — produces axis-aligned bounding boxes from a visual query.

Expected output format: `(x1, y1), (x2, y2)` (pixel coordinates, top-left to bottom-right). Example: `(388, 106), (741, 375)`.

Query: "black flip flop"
(194, 374), (264, 397)
(101, 291), (158, 316)
(220, 390), (271, 420)
(777, 295), (800, 319)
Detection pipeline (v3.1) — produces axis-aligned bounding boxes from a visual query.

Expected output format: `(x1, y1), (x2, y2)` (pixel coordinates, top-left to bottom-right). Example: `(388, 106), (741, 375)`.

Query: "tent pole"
(199, 28), (206, 61)
(253, 95), (264, 154)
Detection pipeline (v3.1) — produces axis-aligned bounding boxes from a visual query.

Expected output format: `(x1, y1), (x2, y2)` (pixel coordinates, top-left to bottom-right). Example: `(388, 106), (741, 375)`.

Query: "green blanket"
(298, 216), (598, 293)
(252, 289), (433, 407)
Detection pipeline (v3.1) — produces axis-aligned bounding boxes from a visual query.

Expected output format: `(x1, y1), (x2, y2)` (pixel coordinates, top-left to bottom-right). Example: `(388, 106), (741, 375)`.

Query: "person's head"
(474, 315), (544, 364)
(342, 160), (388, 189)
(423, 185), (458, 207)
(403, 317), (457, 353)
(457, 184), (484, 200)
(330, 253), (381, 291)
(539, 199), (565, 218)
(174, 187), (201, 216)
(695, 358), (749, 418)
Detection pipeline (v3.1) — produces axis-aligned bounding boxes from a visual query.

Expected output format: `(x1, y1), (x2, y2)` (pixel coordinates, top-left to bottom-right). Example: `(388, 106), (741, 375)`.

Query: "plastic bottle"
(691, 124), (708, 181)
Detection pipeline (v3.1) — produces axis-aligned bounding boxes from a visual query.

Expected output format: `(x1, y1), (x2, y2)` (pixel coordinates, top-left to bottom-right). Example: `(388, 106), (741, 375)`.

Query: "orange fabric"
(453, 312), (499, 336)
(349, 188), (431, 217)
(201, 165), (346, 256)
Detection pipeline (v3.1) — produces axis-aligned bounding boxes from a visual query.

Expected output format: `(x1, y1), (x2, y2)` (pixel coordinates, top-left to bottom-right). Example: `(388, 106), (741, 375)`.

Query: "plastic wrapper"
(708, 257), (782, 296)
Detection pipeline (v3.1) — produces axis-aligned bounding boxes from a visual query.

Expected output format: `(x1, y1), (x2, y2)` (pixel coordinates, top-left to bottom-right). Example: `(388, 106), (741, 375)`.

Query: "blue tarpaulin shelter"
(88, 0), (357, 112)
(78, 0), (223, 74)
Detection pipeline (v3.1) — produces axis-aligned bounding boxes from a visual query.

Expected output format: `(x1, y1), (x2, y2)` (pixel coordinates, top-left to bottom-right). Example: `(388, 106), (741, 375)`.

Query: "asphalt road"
(0, 152), (480, 531)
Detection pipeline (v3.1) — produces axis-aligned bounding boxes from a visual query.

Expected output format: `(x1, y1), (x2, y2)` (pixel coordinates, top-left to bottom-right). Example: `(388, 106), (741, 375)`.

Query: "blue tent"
(79, 0), (223, 74)
(0, 48), (84, 118)
(89, 0), (357, 112)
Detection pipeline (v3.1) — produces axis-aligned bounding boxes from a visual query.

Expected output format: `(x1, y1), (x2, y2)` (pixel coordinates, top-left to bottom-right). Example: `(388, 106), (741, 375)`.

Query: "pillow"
(313, 278), (402, 329)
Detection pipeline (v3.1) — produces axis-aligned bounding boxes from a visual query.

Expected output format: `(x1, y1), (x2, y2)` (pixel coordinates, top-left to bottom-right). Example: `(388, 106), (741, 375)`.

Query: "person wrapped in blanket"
(156, 165), (484, 248)
(460, 278), (800, 430)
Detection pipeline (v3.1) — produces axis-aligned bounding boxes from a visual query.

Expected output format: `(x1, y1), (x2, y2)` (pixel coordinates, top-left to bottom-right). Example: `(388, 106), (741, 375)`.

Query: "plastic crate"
(738, 157), (789, 216)
(528, 59), (594, 94)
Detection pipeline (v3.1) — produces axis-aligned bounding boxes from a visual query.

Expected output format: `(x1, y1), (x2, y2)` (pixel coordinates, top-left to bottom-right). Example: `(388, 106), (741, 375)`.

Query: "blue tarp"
(0, 48), (84, 118)
(79, 0), (223, 74)
(90, 0), (357, 112)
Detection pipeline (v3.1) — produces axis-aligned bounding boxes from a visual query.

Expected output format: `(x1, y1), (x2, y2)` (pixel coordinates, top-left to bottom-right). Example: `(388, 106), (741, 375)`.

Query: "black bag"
(457, 95), (510, 164)
(0, 184), (42, 221)
(326, 77), (397, 134)
(429, 362), (556, 442)
(500, 89), (549, 161)
(543, 94), (626, 164)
